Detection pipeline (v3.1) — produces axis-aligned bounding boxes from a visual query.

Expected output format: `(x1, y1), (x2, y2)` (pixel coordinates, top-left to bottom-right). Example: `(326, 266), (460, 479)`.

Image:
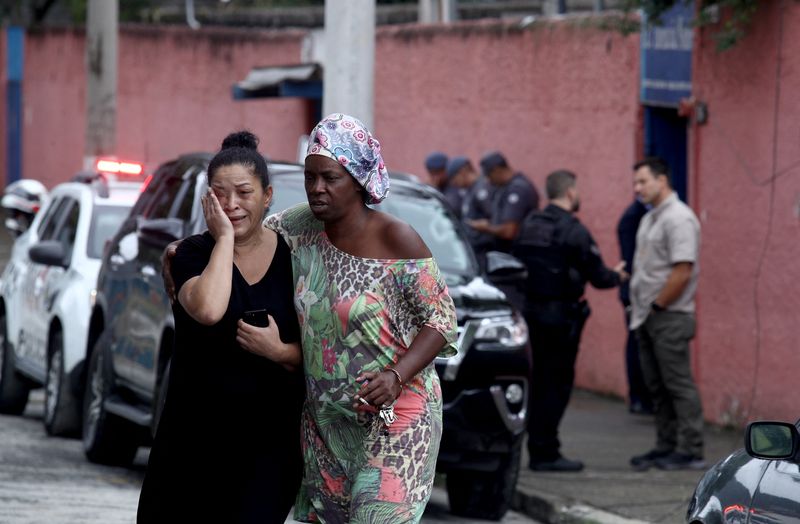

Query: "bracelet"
(386, 367), (404, 390)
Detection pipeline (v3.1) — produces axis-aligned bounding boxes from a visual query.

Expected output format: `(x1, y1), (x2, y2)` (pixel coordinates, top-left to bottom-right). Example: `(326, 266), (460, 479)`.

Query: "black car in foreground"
(82, 154), (532, 520)
(687, 419), (800, 523)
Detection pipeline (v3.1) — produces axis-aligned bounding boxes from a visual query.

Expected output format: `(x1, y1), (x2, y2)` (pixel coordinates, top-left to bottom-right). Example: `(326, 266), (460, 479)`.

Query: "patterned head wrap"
(305, 113), (390, 204)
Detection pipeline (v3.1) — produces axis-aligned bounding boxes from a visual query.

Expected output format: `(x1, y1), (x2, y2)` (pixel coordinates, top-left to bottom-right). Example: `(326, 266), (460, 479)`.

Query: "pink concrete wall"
(21, 25), (307, 188)
(374, 19), (642, 399)
(690, 1), (800, 424)
(24, 29), (86, 187)
(12, 12), (797, 424)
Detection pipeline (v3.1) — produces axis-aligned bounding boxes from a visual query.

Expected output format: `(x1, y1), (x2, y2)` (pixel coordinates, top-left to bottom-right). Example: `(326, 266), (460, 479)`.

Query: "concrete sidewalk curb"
(513, 487), (651, 524)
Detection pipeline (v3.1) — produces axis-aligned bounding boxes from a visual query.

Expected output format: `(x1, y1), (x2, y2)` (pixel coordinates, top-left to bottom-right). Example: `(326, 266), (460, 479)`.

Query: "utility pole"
(544, 0), (567, 16)
(84, 0), (118, 166)
(419, 0), (457, 23)
(322, 0), (375, 130)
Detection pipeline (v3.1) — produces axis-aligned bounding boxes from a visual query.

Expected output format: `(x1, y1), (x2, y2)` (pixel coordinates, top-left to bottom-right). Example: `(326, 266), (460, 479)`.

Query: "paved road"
(0, 391), (536, 524)
(0, 391), (145, 524)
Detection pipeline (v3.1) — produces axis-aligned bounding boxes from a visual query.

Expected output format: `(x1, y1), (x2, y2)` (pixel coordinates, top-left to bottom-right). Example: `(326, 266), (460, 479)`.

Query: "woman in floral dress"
(268, 113), (457, 523)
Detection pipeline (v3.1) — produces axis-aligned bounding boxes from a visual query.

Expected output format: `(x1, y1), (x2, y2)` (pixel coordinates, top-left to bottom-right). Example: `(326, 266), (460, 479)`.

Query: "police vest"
(515, 210), (583, 301)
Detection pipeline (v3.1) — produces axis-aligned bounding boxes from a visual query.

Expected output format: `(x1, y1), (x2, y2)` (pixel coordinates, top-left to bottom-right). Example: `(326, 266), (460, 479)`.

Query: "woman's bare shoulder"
(376, 213), (431, 260)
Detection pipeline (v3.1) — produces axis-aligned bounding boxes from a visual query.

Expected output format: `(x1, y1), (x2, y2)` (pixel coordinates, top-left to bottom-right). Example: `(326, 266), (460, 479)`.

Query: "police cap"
(425, 152), (448, 171)
(446, 156), (470, 179)
(479, 151), (508, 175)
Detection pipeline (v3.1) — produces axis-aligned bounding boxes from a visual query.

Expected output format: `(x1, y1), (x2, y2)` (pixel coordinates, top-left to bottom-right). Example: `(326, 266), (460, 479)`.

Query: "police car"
(0, 160), (143, 436)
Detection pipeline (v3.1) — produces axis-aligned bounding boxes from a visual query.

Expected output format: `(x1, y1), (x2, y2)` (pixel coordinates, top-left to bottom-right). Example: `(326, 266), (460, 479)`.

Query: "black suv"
(84, 154), (531, 520)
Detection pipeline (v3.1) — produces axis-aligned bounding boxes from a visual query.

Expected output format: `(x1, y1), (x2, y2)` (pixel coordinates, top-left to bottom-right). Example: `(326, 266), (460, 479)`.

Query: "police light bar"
(96, 159), (144, 176)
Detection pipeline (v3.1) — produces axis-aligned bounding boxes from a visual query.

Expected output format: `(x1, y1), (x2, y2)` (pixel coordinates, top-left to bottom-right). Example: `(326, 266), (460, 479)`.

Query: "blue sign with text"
(640, 2), (694, 107)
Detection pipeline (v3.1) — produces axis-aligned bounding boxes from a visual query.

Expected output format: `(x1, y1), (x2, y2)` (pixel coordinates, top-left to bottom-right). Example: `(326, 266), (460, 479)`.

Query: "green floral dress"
(267, 204), (458, 524)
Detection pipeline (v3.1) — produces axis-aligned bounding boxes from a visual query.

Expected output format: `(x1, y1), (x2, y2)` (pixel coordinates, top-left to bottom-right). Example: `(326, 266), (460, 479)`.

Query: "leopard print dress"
(267, 204), (457, 524)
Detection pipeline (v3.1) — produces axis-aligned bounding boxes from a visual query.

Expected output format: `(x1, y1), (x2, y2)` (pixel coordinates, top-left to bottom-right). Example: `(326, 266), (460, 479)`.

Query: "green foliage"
(618, 0), (762, 51)
(59, 0), (413, 25)
(214, 0), (410, 5)
(696, 0), (760, 50)
(66, 0), (86, 23)
(64, 0), (156, 24)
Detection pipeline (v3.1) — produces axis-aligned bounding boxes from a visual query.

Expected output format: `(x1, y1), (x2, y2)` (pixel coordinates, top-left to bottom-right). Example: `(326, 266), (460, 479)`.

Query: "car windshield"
(87, 205), (131, 258)
(269, 176), (477, 279)
(373, 191), (476, 277)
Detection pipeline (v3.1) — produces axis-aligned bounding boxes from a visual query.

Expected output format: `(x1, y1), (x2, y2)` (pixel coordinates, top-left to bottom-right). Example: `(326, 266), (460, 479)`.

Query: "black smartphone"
(242, 309), (270, 327)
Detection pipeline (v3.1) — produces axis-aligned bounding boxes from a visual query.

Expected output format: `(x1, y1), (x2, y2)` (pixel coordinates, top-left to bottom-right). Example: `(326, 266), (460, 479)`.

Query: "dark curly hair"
(633, 156), (671, 185)
(207, 130), (269, 189)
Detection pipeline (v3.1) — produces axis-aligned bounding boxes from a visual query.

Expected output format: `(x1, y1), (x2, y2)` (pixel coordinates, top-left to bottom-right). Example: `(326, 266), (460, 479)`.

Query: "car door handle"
(33, 275), (45, 296)
(141, 265), (157, 278)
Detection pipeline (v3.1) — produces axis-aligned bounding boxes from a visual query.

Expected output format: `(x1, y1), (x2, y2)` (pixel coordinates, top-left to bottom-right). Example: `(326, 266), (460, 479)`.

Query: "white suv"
(0, 173), (141, 436)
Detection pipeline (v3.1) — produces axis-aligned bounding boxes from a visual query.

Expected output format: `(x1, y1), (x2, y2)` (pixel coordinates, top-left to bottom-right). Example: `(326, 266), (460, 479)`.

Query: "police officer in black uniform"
(424, 151), (448, 191)
(442, 156), (470, 219)
(467, 151), (539, 307)
(513, 169), (627, 472)
(454, 158), (494, 269)
(466, 151), (539, 254)
(617, 197), (654, 415)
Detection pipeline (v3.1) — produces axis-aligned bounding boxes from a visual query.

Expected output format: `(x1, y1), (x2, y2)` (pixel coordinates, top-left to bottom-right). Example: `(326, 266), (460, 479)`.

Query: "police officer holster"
(526, 299), (590, 336)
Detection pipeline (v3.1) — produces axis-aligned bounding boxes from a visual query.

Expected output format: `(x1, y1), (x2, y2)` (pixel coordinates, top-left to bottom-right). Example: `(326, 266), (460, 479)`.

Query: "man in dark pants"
(617, 198), (653, 415)
(513, 170), (627, 472)
(628, 157), (704, 471)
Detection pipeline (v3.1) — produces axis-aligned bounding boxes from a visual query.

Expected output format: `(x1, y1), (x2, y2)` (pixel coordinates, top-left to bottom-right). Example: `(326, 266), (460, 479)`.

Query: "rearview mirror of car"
(745, 421), (799, 460)
(137, 217), (184, 248)
(485, 251), (528, 285)
(28, 240), (68, 268)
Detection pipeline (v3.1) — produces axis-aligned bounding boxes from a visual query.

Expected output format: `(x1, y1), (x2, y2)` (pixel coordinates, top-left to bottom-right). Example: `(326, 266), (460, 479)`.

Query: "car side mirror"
(137, 217), (184, 248)
(29, 240), (68, 268)
(485, 251), (528, 285)
(745, 421), (800, 460)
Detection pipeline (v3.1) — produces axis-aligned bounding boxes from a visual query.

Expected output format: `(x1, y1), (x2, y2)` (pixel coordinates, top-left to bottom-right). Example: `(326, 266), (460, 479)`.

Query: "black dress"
(137, 232), (304, 524)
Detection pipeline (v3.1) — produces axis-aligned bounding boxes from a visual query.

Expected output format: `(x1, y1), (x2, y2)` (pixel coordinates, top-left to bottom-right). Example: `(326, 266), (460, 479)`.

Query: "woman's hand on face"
(202, 189), (234, 241)
(353, 370), (402, 411)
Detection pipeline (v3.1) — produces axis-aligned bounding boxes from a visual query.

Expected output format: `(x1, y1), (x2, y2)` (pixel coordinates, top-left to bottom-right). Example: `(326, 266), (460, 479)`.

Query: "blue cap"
(446, 156), (470, 179)
(425, 152), (448, 171)
(480, 151), (508, 175)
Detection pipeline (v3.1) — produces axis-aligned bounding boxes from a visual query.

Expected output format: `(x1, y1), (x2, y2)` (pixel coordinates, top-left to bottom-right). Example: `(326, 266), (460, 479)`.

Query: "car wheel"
(0, 311), (30, 415)
(44, 330), (81, 436)
(446, 436), (523, 521)
(81, 338), (139, 465)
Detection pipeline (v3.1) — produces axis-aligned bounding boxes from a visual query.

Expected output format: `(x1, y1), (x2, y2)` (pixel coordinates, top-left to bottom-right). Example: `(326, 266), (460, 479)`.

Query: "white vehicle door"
(19, 197), (80, 381)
